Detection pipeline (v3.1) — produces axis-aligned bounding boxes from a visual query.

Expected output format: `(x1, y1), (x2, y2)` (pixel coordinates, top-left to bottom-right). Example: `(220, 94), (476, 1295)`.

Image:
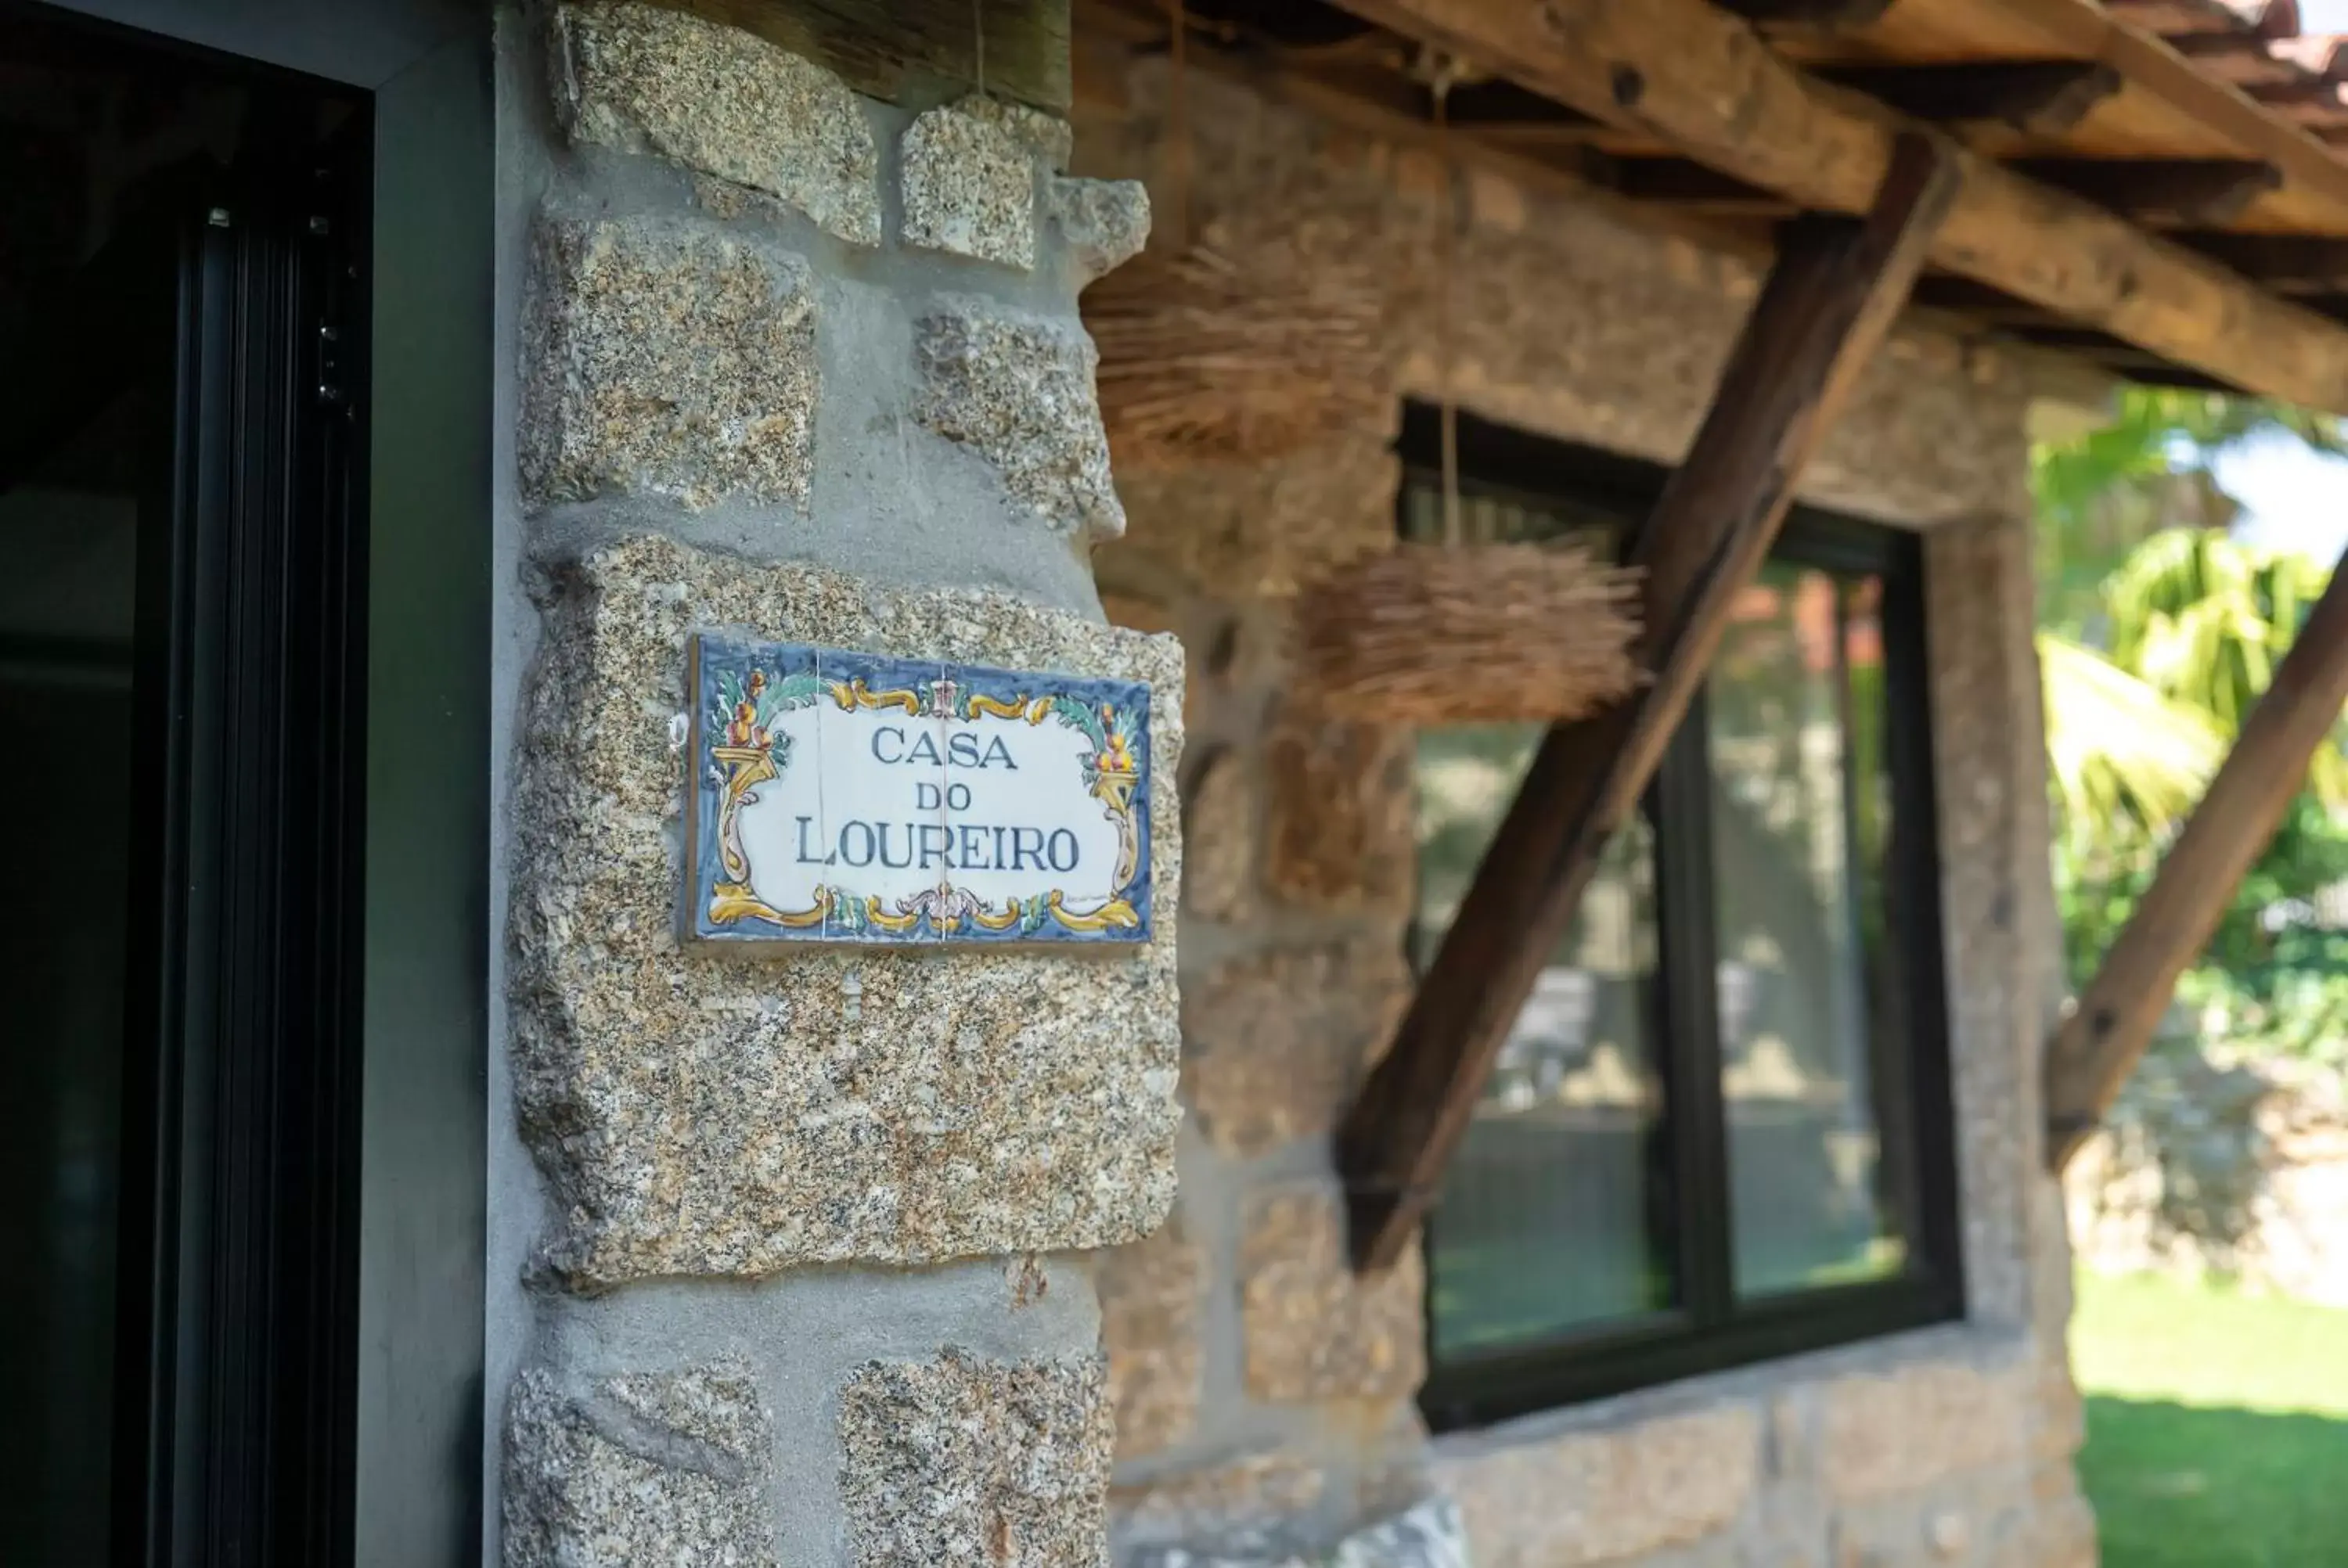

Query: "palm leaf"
(2040, 632), (2227, 847)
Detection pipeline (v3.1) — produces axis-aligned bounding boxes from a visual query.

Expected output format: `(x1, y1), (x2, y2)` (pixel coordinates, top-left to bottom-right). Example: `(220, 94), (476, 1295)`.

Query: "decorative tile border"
(685, 635), (1154, 944)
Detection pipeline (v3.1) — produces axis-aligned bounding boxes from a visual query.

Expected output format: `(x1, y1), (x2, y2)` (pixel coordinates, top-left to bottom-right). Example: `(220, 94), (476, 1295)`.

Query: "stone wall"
(1073, 50), (2091, 1568)
(488, 5), (1172, 1562)
(2068, 1028), (2348, 1307)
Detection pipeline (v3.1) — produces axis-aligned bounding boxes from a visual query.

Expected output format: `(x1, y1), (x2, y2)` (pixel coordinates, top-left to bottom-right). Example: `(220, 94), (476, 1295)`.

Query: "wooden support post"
(1338, 135), (1960, 1273)
(2047, 545), (2348, 1172)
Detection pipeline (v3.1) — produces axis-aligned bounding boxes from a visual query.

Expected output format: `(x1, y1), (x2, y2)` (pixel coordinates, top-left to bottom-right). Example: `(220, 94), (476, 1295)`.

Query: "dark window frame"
(1403, 407), (1964, 1432)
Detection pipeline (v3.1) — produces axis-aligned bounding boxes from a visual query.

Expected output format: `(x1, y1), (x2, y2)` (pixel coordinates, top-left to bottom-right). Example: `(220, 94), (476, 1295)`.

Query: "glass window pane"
(1707, 563), (1907, 1299)
(1420, 725), (1670, 1361)
(1398, 468), (1625, 549)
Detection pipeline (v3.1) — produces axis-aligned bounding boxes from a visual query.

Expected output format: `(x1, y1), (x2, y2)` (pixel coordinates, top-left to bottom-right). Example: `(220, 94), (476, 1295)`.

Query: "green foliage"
(2031, 387), (2345, 642)
(2033, 393), (2348, 1059)
(2040, 528), (2347, 864)
(2105, 529), (2338, 750)
(2039, 631), (2227, 856)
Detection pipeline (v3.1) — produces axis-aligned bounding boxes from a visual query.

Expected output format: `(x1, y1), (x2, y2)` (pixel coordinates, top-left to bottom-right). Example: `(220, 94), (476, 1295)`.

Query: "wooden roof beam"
(1341, 136), (1960, 1273)
(1816, 60), (2124, 137)
(2011, 157), (2285, 227)
(1320, 0), (2348, 414)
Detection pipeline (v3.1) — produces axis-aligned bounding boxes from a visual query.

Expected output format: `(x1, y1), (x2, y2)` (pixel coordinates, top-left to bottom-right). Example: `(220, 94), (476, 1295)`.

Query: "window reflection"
(1417, 725), (1669, 1358)
(1707, 564), (1906, 1296)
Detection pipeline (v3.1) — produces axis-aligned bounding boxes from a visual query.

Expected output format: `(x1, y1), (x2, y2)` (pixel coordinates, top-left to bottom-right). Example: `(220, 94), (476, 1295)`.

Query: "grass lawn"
(2071, 1271), (2348, 1566)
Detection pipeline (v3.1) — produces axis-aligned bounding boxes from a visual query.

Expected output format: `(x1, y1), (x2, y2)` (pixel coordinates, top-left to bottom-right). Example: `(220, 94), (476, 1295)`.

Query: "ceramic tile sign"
(685, 635), (1154, 945)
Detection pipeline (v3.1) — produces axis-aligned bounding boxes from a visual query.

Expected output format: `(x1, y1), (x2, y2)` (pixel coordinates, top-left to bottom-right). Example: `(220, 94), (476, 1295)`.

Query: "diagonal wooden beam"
(2047, 544), (2348, 1172)
(1338, 135), (1961, 1273)
(1320, 0), (2348, 415)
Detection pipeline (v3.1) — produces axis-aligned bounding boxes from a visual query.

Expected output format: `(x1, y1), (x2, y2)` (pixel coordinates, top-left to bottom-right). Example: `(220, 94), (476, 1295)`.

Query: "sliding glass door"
(0, 6), (371, 1561)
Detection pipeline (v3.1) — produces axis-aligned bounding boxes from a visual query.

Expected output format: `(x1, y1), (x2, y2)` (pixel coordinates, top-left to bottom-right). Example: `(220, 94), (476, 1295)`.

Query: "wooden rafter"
(1318, 0), (2348, 414)
(2177, 231), (2348, 289)
(1814, 60), (2124, 136)
(1715, 0), (1896, 27)
(1338, 135), (1961, 1273)
(2047, 545), (2348, 1172)
(1610, 157), (1799, 216)
(2011, 157), (2285, 227)
(1960, 0), (2348, 220)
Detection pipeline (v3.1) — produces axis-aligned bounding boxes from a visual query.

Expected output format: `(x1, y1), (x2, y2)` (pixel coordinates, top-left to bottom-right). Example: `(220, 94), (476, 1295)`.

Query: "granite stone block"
(509, 535), (1183, 1286)
(1435, 1402), (1761, 1568)
(837, 1349), (1115, 1568)
(554, 2), (880, 246)
(917, 301), (1124, 541)
(1132, 1494), (1468, 1568)
(503, 1359), (776, 1567)
(1262, 711), (1413, 915)
(902, 96), (1039, 268)
(1097, 1217), (1207, 1459)
(1049, 174), (1151, 285)
(521, 214), (816, 510)
(1112, 1452), (1327, 1551)
(1820, 1359), (2031, 1503)
(1239, 1185), (1424, 1404)
(1182, 939), (1410, 1158)
(1179, 745), (1255, 923)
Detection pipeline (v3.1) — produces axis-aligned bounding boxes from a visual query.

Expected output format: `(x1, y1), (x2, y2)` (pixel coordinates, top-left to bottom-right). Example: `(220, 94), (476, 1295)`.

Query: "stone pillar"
(493, 5), (1171, 1562)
